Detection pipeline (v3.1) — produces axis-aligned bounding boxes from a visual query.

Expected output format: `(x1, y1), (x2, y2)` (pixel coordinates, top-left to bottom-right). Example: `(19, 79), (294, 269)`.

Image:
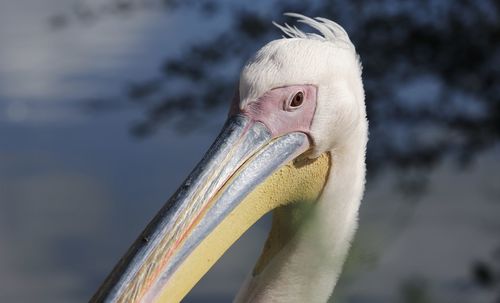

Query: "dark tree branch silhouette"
(52, 0), (500, 300)
(56, 0), (500, 187)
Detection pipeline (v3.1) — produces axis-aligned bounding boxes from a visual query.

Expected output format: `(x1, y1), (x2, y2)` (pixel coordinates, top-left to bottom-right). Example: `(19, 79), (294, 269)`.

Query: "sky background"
(0, 0), (499, 302)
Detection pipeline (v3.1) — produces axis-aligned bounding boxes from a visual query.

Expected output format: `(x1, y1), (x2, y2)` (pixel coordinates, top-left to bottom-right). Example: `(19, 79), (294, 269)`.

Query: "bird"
(91, 13), (368, 303)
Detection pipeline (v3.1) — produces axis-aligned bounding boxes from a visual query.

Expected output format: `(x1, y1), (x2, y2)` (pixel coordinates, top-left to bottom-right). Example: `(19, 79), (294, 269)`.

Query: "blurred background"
(0, 0), (499, 302)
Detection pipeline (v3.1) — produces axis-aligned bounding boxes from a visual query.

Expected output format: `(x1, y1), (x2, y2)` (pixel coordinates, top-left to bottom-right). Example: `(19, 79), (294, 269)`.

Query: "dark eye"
(290, 91), (304, 108)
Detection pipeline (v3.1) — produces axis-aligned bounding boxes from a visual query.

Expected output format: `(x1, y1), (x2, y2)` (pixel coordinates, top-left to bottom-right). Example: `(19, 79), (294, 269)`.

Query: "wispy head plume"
(273, 13), (354, 50)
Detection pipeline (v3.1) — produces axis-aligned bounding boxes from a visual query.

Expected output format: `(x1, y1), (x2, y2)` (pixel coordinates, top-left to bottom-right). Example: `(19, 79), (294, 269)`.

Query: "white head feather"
(239, 13), (365, 157)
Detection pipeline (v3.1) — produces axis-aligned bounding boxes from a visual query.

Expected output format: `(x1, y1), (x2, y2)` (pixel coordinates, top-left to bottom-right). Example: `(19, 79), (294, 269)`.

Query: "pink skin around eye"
(231, 85), (317, 138)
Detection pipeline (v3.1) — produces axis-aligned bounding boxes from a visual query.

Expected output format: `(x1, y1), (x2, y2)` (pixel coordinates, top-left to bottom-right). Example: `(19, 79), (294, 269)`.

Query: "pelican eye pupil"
(290, 92), (304, 108)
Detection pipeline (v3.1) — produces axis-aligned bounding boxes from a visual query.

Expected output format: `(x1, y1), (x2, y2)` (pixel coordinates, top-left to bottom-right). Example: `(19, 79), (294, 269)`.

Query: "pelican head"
(92, 13), (367, 303)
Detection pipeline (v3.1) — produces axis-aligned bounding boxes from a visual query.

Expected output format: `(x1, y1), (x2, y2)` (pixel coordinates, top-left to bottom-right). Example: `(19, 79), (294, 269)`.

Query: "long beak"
(91, 114), (311, 302)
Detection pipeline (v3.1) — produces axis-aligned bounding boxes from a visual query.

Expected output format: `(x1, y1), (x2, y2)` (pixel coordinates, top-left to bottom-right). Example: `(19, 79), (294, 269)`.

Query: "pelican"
(92, 13), (367, 303)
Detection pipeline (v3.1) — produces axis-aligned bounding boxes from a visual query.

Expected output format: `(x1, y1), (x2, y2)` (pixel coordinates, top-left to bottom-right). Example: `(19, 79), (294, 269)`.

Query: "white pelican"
(92, 13), (367, 303)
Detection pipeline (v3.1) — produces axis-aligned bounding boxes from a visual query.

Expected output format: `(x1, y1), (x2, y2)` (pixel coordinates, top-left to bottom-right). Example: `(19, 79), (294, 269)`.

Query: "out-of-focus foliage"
(399, 277), (433, 303)
(54, 0), (500, 190)
(472, 245), (500, 302)
(51, 0), (500, 299)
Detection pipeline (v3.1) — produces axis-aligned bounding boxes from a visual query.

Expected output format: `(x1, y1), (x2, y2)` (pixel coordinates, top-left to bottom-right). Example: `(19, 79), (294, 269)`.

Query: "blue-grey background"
(0, 0), (499, 302)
